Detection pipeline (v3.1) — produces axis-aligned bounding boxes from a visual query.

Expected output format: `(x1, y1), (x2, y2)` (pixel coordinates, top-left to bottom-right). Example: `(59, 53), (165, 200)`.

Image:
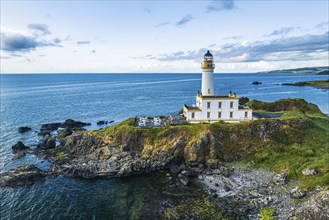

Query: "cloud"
(146, 32), (329, 63)
(0, 32), (61, 53)
(28, 23), (51, 35)
(91, 49), (96, 53)
(77, 41), (90, 45)
(176, 14), (193, 27)
(144, 7), (152, 14)
(315, 21), (329, 30)
(266, 27), (295, 36)
(223, 35), (243, 40)
(207, 0), (236, 13)
(155, 21), (170, 28)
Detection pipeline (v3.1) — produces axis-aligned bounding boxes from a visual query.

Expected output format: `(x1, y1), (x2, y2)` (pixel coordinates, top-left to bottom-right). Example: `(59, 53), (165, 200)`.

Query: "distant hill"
(258, 66), (329, 74)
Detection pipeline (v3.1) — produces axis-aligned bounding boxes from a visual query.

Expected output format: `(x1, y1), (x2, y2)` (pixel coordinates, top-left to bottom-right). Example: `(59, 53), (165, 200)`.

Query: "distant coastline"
(258, 66), (329, 74)
(1, 66), (329, 75)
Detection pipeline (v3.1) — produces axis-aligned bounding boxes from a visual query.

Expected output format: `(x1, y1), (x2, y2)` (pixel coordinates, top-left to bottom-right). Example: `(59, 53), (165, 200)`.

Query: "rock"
(18, 126), (32, 133)
(186, 167), (198, 177)
(294, 190), (329, 219)
(97, 120), (108, 125)
(252, 81), (262, 85)
(37, 135), (56, 150)
(57, 128), (73, 138)
(166, 173), (171, 177)
(302, 168), (317, 176)
(180, 175), (189, 186)
(0, 165), (46, 188)
(184, 136), (207, 164)
(272, 172), (287, 185)
(60, 119), (91, 129)
(170, 165), (180, 175)
(38, 130), (51, 136)
(45, 138), (56, 149)
(121, 144), (130, 152)
(12, 141), (30, 153)
(219, 165), (233, 177)
(290, 187), (306, 199)
(12, 151), (26, 160)
(181, 170), (187, 175)
(109, 120), (114, 123)
(41, 122), (61, 131)
(206, 159), (220, 169)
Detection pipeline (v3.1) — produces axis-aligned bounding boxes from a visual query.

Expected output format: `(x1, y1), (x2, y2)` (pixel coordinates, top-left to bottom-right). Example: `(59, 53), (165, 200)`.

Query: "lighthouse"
(201, 50), (215, 96)
(182, 50), (253, 123)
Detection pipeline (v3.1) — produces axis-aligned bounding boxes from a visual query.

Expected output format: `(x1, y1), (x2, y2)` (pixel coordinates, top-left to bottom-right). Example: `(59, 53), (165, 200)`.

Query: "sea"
(0, 73), (328, 219)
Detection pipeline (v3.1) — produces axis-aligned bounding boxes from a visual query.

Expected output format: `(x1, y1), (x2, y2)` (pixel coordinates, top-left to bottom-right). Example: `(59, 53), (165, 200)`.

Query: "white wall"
(184, 97), (252, 122)
(201, 70), (214, 96)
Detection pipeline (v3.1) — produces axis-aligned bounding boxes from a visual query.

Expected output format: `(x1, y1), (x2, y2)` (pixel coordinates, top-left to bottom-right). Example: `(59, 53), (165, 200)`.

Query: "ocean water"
(0, 73), (328, 219)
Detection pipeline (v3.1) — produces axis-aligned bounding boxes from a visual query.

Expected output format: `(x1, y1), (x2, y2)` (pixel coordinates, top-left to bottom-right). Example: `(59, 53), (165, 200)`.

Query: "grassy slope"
(246, 98), (329, 188)
(93, 99), (329, 189)
(294, 80), (329, 89)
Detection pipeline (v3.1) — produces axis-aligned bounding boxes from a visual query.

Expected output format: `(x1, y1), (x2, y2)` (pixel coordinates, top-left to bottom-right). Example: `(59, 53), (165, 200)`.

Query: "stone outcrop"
(32, 117), (305, 179)
(294, 190), (329, 220)
(0, 165), (46, 188)
(12, 141), (30, 153)
(18, 126), (32, 133)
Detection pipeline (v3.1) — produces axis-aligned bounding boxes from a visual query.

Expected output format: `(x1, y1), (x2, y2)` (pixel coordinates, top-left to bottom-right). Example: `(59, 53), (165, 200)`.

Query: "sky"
(1, 0), (328, 73)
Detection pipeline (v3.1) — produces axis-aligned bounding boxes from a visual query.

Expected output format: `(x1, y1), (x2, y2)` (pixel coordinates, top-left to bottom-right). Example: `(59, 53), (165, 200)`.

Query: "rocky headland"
(282, 79), (329, 89)
(1, 99), (328, 219)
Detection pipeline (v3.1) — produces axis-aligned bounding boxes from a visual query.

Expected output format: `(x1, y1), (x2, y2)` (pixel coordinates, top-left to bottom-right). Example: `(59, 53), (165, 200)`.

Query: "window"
(192, 112), (195, 119)
(208, 89), (211, 94)
(245, 112), (248, 118)
(218, 112), (221, 118)
(230, 112), (233, 118)
(207, 102), (211, 109)
(230, 101), (234, 108)
(218, 101), (222, 109)
(207, 112), (211, 118)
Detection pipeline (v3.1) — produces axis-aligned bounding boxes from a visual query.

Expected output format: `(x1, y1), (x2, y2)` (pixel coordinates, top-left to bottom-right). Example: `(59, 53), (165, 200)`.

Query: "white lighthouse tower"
(201, 50), (215, 96)
(183, 50), (253, 123)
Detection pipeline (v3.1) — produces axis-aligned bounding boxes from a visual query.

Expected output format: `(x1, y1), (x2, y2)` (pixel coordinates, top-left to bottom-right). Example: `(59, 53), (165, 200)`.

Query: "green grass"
(90, 99), (329, 189)
(295, 80), (329, 89)
(258, 206), (276, 220)
(248, 113), (329, 189)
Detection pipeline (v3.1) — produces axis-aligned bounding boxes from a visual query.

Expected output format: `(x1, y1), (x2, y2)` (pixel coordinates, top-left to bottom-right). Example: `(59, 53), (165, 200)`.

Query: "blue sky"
(1, 0), (328, 73)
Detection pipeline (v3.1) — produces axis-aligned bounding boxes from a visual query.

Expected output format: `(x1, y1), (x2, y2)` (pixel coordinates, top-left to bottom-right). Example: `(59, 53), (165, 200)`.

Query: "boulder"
(38, 130), (51, 136)
(37, 135), (56, 150)
(252, 81), (262, 85)
(41, 123), (61, 131)
(180, 175), (189, 186)
(184, 136), (207, 164)
(45, 138), (56, 149)
(12, 141), (30, 153)
(170, 165), (180, 175)
(57, 128), (73, 138)
(290, 187), (306, 199)
(60, 119), (91, 129)
(302, 168), (317, 176)
(12, 151), (26, 160)
(18, 126), (32, 133)
(0, 165), (46, 188)
(294, 190), (329, 219)
(109, 120), (114, 124)
(121, 144), (130, 152)
(97, 120), (108, 125)
(272, 172), (287, 185)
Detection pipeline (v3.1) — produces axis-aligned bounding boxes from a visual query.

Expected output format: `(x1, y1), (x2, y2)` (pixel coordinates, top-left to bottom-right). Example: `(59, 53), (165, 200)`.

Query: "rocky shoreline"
(2, 98), (329, 219)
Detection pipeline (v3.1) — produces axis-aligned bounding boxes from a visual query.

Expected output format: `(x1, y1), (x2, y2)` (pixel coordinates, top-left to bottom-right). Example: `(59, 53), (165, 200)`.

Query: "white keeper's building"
(183, 50), (252, 123)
